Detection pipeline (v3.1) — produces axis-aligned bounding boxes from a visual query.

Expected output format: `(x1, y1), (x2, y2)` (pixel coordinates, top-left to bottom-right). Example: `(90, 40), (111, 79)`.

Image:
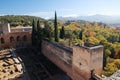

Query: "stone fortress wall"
(0, 22), (103, 80)
(41, 41), (73, 79)
(72, 43), (103, 80)
(0, 23), (31, 49)
(0, 32), (31, 49)
(42, 40), (103, 80)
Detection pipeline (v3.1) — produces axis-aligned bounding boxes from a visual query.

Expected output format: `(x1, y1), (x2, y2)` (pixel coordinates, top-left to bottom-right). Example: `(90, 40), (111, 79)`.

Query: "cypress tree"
(68, 31), (73, 47)
(32, 19), (37, 46)
(79, 30), (83, 40)
(37, 20), (42, 44)
(44, 21), (50, 39)
(60, 26), (65, 39)
(36, 20), (44, 50)
(54, 11), (59, 42)
(119, 34), (120, 42)
(60, 29), (62, 39)
(32, 19), (35, 45)
(37, 20), (41, 32)
(37, 20), (43, 37)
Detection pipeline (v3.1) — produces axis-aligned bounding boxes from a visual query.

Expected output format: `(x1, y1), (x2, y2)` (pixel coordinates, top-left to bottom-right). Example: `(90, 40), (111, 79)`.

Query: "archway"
(1, 38), (5, 44)
(16, 36), (21, 41)
(10, 36), (14, 43)
(23, 35), (27, 41)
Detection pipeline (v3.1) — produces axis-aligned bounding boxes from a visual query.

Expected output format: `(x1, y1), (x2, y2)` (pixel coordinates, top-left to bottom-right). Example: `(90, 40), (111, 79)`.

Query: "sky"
(0, 0), (120, 18)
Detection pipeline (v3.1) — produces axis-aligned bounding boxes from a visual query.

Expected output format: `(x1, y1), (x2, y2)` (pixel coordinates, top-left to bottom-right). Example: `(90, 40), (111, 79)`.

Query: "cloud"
(0, 14), (8, 16)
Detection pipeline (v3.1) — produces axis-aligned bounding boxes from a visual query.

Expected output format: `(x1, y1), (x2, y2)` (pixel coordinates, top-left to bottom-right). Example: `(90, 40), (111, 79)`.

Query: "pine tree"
(60, 26), (65, 39)
(54, 11), (59, 42)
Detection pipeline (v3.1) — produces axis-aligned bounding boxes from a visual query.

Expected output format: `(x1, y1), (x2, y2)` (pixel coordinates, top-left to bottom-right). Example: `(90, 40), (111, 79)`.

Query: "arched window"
(23, 35), (27, 41)
(10, 36), (14, 43)
(16, 36), (20, 41)
(1, 38), (5, 44)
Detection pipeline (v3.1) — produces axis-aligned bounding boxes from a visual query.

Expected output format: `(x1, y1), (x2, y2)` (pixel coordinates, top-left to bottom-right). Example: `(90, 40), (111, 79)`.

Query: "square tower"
(0, 23), (11, 34)
(2, 23), (11, 34)
(72, 42), (103, 80)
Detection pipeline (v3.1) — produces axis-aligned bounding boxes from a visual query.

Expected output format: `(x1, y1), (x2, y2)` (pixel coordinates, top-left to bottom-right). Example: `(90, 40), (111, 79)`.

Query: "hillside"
(0, 15), (45, 27)
(56, 15), (120, 27)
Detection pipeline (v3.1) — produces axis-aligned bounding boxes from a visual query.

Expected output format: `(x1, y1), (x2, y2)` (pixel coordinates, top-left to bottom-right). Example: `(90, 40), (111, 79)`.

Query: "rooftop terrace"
(76, 42), (103, 50)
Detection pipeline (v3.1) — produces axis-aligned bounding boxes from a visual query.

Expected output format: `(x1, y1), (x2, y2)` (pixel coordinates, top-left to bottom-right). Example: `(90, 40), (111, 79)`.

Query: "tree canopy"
(0, 15), (45, 27)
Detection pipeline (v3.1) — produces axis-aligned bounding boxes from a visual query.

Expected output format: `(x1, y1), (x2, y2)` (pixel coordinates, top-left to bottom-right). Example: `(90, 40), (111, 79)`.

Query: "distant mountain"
(57, 14), (120, 25)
